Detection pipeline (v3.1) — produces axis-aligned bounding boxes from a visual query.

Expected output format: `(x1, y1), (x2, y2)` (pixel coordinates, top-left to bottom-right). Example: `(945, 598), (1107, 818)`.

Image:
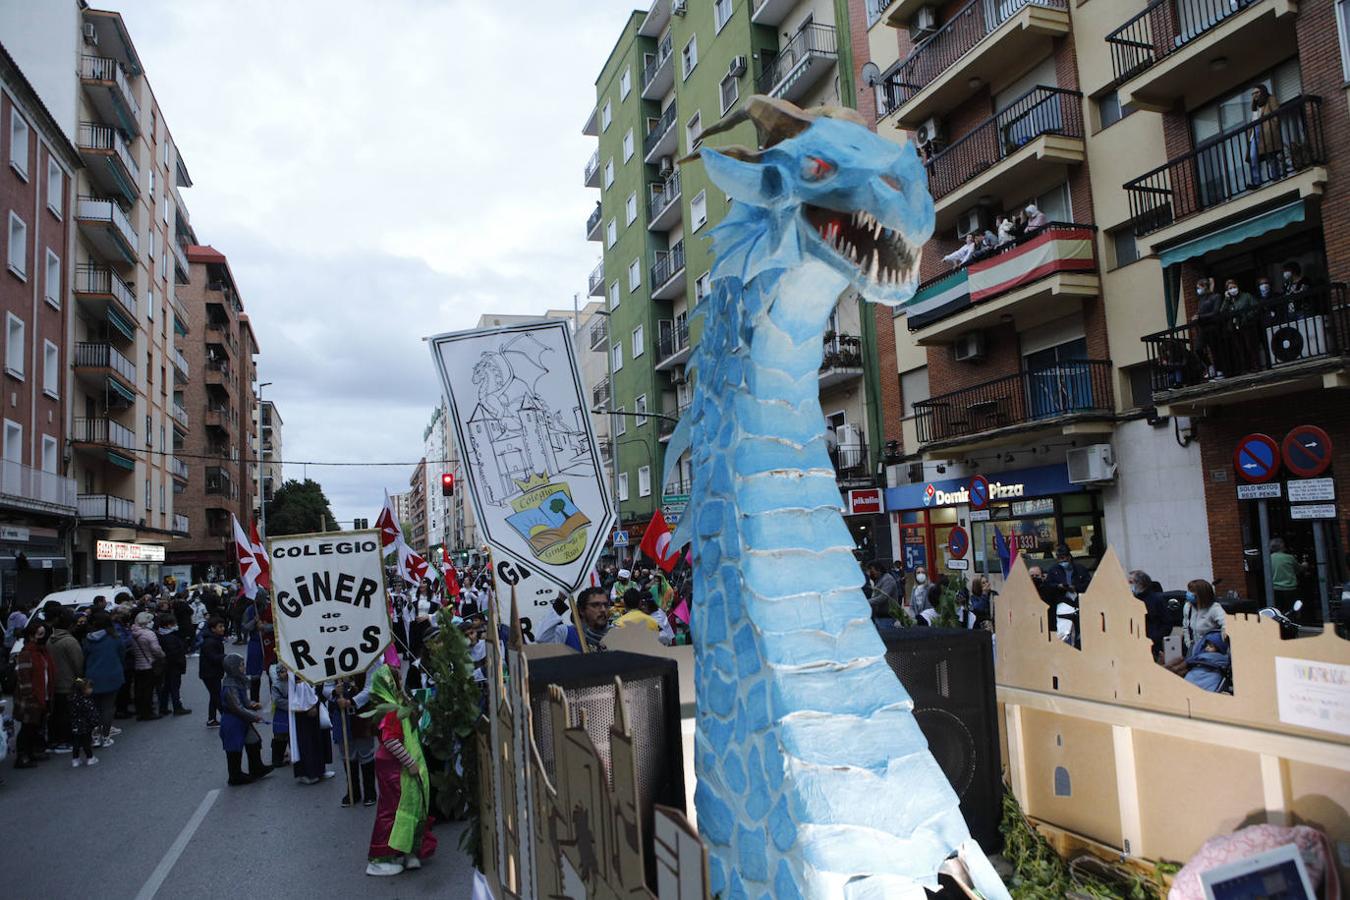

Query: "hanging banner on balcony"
(428, 319), (615, 594)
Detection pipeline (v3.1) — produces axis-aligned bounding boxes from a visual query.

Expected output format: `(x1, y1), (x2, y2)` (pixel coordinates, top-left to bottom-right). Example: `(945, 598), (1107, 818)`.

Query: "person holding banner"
(218, 654), (273, 786)
(325, 674), (378, 808)
(365, 665), (435, 877)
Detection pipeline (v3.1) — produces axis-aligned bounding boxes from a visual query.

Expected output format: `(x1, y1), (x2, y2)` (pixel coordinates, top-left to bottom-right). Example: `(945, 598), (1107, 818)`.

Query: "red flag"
(250, 521), (271, 590)
(397, 542), (429, 586)
(639, 510), (682, 573)
(375, 490), (403, 553)
(443, 550), (460, 597)
(671, 598), (690, 625)
(231, 514), (262, 599)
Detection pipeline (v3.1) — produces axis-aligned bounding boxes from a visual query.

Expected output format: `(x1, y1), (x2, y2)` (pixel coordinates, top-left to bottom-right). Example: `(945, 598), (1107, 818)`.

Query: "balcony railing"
(170, 236), (190, 277)
(643, 104), (678, 159)
(913, 359), (1114, 444)
(0, 461), (77, 512)
(657, 318), (691, 364)
(821, 333), (863, 371)
(173, 347), (190, 380)
(866, 0), (893, 26)
(79, 55), (141, 124)
(76, 122), (139, 183)
(925, 86), (1083, 200)
(78, 493), (136, 523)
(584, 149), (600, 187)
(73, 263), (137, 319)
(878, 0), (1067, 116)
(1142, 285), (1349, 395)
(77, 196), (138, 253)
(643, 32), (674, 90)
(74, 341), (136, 385)
(831, 439), (870, 481)
(171, 457), (189, 480)
(205, 468), (236, 498)
(205, 358), (231, 380)
(756, 23), (838, 95)
(588, 318), (608, 350)
(649, 170), (682, 222)
(172, 402), (189, 429)
(72, 416), (137, 451)
(1107, 0), (1260, 85)
(651, 240), (685, 289)
(173, 513), (190, 534)
(588, 261), (605, 296)
(205, 404), (237, 429)
(1126, 96), (1325, 238)
(592, 377), (611, 408)
(586, 204), (603, 239)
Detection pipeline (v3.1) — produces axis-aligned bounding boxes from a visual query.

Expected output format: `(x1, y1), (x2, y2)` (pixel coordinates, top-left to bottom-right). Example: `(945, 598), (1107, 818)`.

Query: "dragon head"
(689, 96), (933, 305)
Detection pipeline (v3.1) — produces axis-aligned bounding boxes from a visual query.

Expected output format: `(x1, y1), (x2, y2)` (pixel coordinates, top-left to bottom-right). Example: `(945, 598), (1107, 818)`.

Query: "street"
(1, 657), (473, 899)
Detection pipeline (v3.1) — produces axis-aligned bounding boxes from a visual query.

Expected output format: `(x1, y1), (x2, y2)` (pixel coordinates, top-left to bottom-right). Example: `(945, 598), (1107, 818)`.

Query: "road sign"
(969, 508), (991, 522)
(848, 488), (883, 515)
(1290, 504), (1336, 520)
(1282, 425), (1333, 478)
(946, 558), (970, 571)
(1233, 433), (1281, 483)
(612, 530), (629, 547)
(1287, 477), (1335, 503)
(968, 474), (990, 510)
(1237, 482), (1281, 500)
(947, 526), (969, 560)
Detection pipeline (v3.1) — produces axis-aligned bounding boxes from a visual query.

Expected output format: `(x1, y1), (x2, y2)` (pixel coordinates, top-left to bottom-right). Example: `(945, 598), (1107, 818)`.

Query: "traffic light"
(353, 517), (368, 530)
(441, 472), (455, 496)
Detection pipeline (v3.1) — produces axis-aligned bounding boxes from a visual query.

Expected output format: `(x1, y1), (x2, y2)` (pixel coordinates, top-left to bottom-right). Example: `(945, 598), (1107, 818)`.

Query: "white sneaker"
(86, 756), (99, 766)
(365, 861), (404, 877)
(92, 737), (104, 748)
(100, 737), (114, 748)
(403, 855), (422, 870)
(321, 770), (337, 780)
(107, 727), (123, 737)
(71, 758), (82, 768)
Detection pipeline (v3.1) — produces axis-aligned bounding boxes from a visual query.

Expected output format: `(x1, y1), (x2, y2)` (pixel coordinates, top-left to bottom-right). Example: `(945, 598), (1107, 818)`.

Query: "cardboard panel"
(1286, 760), (1350, 884)
(1020, 708), (1123, 848)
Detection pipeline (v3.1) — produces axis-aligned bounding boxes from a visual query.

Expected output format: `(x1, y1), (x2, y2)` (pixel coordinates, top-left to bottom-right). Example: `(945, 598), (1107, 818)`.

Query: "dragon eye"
(802, 156), (835, 181)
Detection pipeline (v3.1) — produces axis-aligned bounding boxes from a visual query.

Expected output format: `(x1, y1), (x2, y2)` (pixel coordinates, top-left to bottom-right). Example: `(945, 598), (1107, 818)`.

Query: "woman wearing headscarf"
(288, 672), (334, 785)
(219, 653), (272, 785)
(365, 665), (435, 876)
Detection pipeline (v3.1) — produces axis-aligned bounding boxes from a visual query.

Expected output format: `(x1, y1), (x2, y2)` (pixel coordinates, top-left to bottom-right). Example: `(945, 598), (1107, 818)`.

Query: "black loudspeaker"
(873, 623), (1003, 852)
(526, 650), (685, 881)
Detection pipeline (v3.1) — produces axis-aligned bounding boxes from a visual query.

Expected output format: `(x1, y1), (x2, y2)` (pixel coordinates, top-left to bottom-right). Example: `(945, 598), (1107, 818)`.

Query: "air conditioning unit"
(913, 6), (939, 34)
(952, 331), (986, 362)
(672, 0), (688, 15)
(956, 206), (990, 238)
(82, 22), (98, 45)
(914, 116), (943, 147)
(1067, 444), (1117, 484)
(658, 156), (674, 177)
(728, 56), (747, 78)
(1265, 314), (1327, 365)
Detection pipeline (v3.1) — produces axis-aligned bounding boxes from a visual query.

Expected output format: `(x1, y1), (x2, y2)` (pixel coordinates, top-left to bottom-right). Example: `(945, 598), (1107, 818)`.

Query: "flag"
(671, 598), (690, 625)
(639, 510), (682, 573)
(375, 490), (403, 555)
(442, 548), (460, 597)
(994, 527), (1017, 579)
(249, 520), (271, 590)
(397, 541), (429, 586)
(231, 514), (263, 600)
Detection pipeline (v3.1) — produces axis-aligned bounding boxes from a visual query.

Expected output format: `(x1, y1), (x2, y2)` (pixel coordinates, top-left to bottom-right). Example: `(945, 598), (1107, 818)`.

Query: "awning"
(107, 450), (136, 471)
(106, 306), (136, 341)
(106, 375), (135, 405)
(1160, 201), (1307, 327)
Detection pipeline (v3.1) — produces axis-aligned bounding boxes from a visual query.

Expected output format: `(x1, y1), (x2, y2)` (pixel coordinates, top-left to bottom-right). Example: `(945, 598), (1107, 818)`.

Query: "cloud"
(121, 0), (630, 526)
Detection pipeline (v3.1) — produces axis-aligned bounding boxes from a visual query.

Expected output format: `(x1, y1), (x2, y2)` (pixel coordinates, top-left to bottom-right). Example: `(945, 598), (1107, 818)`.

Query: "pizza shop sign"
(923, 480), (1025, 508)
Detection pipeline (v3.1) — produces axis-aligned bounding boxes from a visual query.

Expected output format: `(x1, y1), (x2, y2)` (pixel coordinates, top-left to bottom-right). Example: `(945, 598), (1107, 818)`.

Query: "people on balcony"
(995, 215), (1015, 246)
(942, 233), (980, 269)
(1192, 277), (1227, 380)
(1222, 277), (1260, 374)
(1023, 203), (1048, 233)
(1248, 84), (1284, 186)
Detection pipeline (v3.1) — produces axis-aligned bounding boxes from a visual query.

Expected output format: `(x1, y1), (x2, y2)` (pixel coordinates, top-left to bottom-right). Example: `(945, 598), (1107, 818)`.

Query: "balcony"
(73, 263), (137, 325)
(752, 0), (799, 28)
(592, 376), (611, 409)
(79, 55), (140, 137)
(1106, 0), (1295, 113)
(171, 237), (190, 284)
(643, 103), (678, 165)
(170, 457), (189, 483)
(655, 318), (692, 371)
(172, 347), (190, 384)
(205, 467), (237, 499)
(586, 203), (603, 242)
(925, 86), (1084, 234)
(820, 333), (864, 388)
(588, 318), (608, 351)
(0, 461), (77, 515)
(1125, 96), (1326, 250)
(638, 0), (673, 37)
(867, 0), (928, 28)
(1142, 284), (1349, 415)
(71, 416), (137, 453)
(206, 321), (238, 355)
(831, 437), (872, 486)
(876, 0), (1070, 129)
(648, 170), (683, 232)
(642, 32), (674, 101)
(78, 493), (136, 524)
(905, 223), (1099, 343)
(912, 359), (1114, 452)
(588, 261), (606, 298)
(76, 196), (138, 264)
(204, 358), (232, 388)
(171, 401), (189, 432)
(657, 410), (679, 443)
(172, 295), (190, 336)
(73, 342), (136, 392)
(650, 240), (686, 300)
(581, 148), (601, 189)
(205, 404), (237, 432)
(173, 513), (190, 535)
(76, 122), (139, 203)
(756, 24), (838, 103)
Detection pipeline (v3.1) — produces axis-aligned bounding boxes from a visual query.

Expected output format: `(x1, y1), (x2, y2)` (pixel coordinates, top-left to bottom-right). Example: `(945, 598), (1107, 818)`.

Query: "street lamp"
(257, 381), (272, 537)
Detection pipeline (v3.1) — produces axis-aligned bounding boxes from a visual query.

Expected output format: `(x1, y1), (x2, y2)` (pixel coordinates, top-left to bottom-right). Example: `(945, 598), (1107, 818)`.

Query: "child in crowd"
(69, 678), (100, 768)
(269, 662), (290, 769)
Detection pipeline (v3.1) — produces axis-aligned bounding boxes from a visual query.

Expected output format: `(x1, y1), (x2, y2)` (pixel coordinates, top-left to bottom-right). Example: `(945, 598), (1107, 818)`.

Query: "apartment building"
(408, 457), (428, 555)
(574, 298), (614, 492)
(255, 398), (281, 520)
(586, 0), (897, 557)
(0, 43), (82, 602)
(861, 0), (1349, 596)
(161, 245), (258, 576)
(423, 402), (448, 556)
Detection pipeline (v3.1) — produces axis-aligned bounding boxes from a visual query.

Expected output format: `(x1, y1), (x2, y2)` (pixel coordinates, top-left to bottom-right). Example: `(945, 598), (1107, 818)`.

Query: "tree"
(265, 478), (339, 536)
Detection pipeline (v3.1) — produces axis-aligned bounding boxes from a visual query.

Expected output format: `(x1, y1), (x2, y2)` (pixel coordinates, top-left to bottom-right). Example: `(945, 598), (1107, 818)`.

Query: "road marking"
(134, 789), (219, 900)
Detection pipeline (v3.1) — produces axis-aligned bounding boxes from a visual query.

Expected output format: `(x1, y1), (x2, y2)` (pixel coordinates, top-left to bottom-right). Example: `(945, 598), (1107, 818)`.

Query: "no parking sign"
(968, 475), (990, 510)
(1233, 433), (1281, 484)
(1282, 425), (1333, 478)
(947, 526), (969, 560)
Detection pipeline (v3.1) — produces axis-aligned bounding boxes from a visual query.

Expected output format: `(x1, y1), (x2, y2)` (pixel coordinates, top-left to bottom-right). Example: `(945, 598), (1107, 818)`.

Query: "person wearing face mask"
(1223, 278), (1258, 374)
(1191, 277), (1226, 379)
(909, 566), (932, 618)
(1168, 579), (1226, 675)
(1046, 544), (1091, 595)
(1127, 570), (1169, 657)
(13, 620), (53, 769)
(1248, 84), (1283, 186)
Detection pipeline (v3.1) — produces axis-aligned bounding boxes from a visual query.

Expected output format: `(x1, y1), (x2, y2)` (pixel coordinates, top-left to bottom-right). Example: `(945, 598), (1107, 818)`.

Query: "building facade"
(408, 457), (427, 555)
(255, 398), (281, 521)
(423, 402), (448, 556)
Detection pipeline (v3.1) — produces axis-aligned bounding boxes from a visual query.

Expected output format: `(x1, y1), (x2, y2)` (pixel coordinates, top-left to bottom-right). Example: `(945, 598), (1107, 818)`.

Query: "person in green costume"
(364, 665), (436, 876)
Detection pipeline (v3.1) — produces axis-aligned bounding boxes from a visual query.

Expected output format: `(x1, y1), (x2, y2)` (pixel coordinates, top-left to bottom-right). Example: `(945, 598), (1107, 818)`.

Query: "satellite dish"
(861, 62), (881, 87)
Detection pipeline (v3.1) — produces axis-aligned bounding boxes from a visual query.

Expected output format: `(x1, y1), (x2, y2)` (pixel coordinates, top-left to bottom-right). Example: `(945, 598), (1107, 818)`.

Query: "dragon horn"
(678, 95), (815, 163)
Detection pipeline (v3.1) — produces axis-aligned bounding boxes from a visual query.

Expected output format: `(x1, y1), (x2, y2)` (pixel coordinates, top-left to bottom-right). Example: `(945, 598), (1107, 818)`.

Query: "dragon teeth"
(868, 250), (879, 282)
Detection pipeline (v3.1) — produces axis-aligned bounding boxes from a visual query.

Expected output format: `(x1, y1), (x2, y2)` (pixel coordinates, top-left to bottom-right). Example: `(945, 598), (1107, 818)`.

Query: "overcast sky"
(122, 0), (635, 528)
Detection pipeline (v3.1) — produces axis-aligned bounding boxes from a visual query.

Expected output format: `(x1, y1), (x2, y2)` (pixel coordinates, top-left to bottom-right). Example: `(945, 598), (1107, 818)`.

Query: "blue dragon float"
(664, 96), (1009, 899)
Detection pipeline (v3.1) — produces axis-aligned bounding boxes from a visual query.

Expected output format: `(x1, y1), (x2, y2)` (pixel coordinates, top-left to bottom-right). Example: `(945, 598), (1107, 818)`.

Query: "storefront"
(885, 464), (1106, 584)
(1, 525), (70, 611)
(844, 488), (888, 562)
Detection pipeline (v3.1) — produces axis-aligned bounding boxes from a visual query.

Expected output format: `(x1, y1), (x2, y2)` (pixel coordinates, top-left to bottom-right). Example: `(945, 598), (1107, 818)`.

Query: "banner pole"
(340, 690), (354, 807)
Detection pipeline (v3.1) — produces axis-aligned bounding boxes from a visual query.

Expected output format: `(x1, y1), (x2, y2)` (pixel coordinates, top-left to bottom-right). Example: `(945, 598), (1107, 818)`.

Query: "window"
(41, 435), (57, 473)
(1096, 91), (1130, 130)
(609, 280), (620, 310)
(638, 465), (652, 497)
(632, 324), (645, 357)
(3, 420), (20, 465)
(695, 271), (712, 301)
(146, 476), (152, 510)
(603, 158), (614, 188)
(602, 100), (613, 131)
(7, 212), (26, 279)
(149, 166), (156, 198)
(720, 73), (740, 114)
(681, 37), (698, 79)
(685, 112), (703, 152)
(1339, 1), (1350, 82)
(9, 110), (29, 179)
(1109, 226), (1139, 269)
(44, 249), (60, 308)
(42, 340), (58, 398)
(162, 195), (170, 225)
(615, 405), (626, 435)
(5, 313), (24, 378)
(625, 192), (638, 225)
(147, 288), (155, 321)
(617, 471), (629, 501)
(620, 69), (632, 99)
(714, 0), (733, 31)
(46, 159), (62, 216)
(691, 190), (708, 231)
(606, 218), (618, 248)
(628, 258), (641, 291)
(146, 225), (156, 262)
(146, 415), (153, 447)
(612, 343), (623, 372)
(635, 394), (648, 426)
(160, 250), (168, 282)
(623, 128), (634, 162)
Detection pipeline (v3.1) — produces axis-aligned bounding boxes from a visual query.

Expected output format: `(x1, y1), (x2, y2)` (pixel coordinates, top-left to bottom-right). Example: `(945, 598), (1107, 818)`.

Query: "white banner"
(268, 530), (392, 684)
(429, 320), (615, 594)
